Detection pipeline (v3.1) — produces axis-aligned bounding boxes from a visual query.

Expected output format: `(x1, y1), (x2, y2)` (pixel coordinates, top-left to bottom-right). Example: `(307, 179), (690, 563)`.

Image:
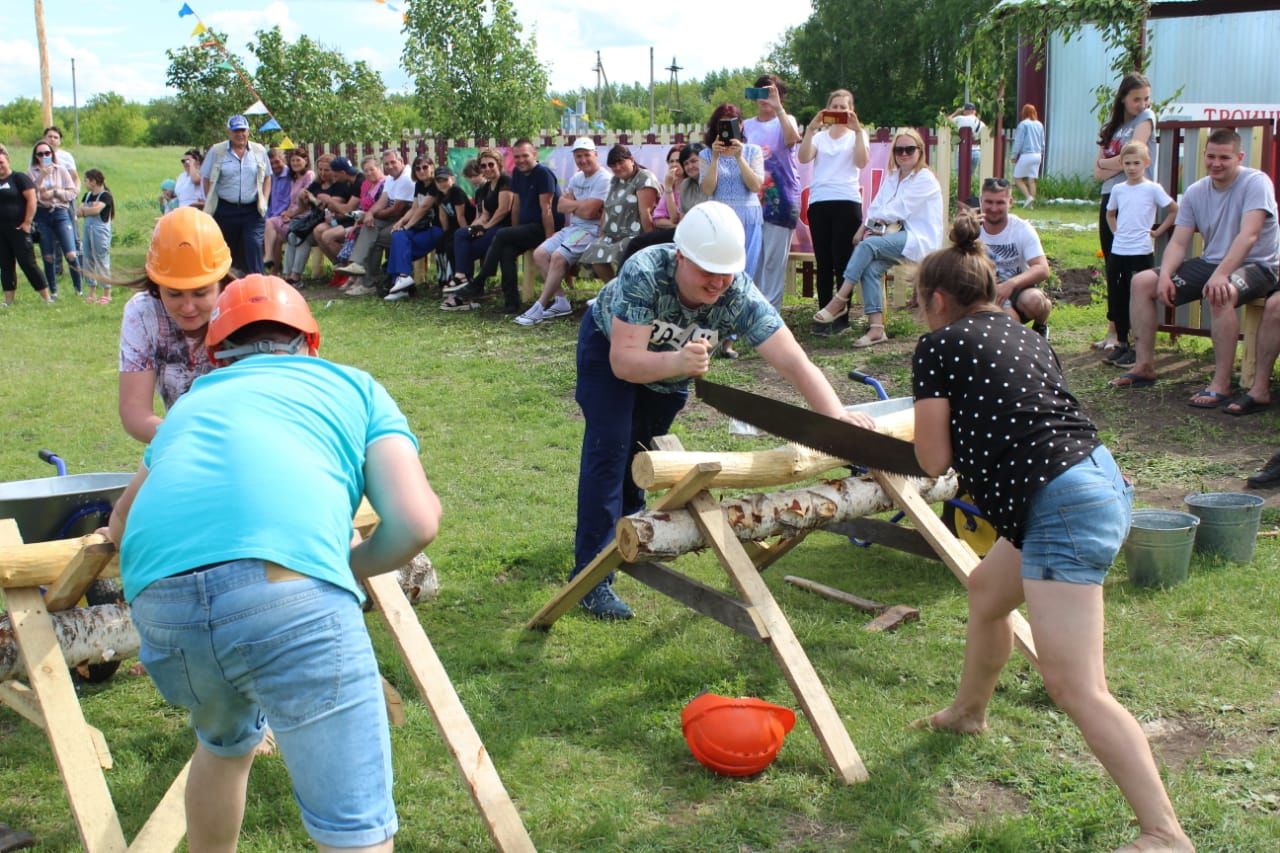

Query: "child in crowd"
(910, 212), (1193, 853)
(158, 178), (177, 214)
(1102, 142), (1177, 366)
(77, 168), (115, 304)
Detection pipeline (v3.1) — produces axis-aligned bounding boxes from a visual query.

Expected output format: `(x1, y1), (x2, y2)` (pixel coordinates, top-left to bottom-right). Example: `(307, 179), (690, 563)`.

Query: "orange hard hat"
(206, 274), (320, 365)
(681, 693), (796, 776)
(145, 207), (232, 290)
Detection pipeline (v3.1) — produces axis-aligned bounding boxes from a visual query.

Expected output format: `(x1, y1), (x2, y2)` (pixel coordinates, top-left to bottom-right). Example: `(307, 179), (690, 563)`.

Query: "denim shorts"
(1020, 446), (1133, 585)
(129, 559), (396, 847)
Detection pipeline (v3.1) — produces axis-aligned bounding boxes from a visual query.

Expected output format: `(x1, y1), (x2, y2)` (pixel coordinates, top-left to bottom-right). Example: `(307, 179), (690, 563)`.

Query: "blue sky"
(2, 0), (812, 107)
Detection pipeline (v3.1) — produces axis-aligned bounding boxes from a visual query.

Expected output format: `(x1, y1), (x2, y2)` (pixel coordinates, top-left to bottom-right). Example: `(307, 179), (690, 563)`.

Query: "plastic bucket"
(1123, 510), (1200, 588)
(1183, 492), (1265, 564)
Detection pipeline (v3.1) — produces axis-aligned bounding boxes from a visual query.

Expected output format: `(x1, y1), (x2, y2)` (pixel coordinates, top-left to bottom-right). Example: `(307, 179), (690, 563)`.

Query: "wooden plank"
(364, 573), (535, 853)
(6, 588), (126, 852)
(748, 533), (810, 572)
(872, 473), (1040, 671)
(620, 561), (767, 641)
(524, 459), (721, 630)
(382, 676), (407, 727)
(125, 758), (190, 853)
(687, 492), (870, 785)
(0, 534), (120, 588)
(43, 543), (116, 613)
(0, 680), (113, 770)
(824, 517), (942, 561)
(783, 576), (885, 614)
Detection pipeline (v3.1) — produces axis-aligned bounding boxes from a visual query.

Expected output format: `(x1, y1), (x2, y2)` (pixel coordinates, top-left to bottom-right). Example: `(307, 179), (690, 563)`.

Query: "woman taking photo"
(910, 212), (1192, 853)
(1010, 104), (1045, 207)
(264, 148), (315, 275)
(0, 143), (52, 305)
(813, 128), (942, 347)
(799, 88), (870, 336)
(443, 147), (513, 309)
(744, 74), (802, 309)
(582, 144), (661, 280)
(29, 139), (82, 298)
(118, 207), (232, 443)
(699, 104), (765, 278)
(175, 148), (206, 209)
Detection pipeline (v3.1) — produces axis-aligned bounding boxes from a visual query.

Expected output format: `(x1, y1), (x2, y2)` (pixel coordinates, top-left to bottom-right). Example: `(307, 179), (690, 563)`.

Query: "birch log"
(632, 406), (917, 490)
(615, 472), (959, 562)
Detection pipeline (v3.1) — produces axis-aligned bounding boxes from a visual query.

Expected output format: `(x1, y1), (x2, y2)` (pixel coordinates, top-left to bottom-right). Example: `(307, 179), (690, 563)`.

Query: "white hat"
(571, 137), (596, 152)
(674, 202), (746, 275)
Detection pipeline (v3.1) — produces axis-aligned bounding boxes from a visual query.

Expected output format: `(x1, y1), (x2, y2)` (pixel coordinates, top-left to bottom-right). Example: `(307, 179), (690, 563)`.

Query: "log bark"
(615, 472), (959, 562)
(632, 407), (917, 490)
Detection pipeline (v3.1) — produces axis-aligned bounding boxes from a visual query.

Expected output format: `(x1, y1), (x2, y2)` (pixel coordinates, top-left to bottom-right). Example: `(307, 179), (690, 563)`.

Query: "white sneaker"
(384, 291), (410, 302)
(335, 262), (367, 275)
(389, 274), (416, 294)
(543, 295), (572, 320)
(343, 282), (376, 297)
(514, 302), (545, 326)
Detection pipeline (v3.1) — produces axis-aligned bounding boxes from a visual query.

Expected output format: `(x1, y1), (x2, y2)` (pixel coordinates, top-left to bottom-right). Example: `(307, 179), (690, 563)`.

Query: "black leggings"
(1107, 253), (1153, 342)
(0, 226), (48, 293)
(807, 200), (862, 306)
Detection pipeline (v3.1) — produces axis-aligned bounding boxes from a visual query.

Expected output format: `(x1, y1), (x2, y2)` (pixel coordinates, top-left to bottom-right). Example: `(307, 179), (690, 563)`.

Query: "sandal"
(814, 294), (850, 324)
(442, 275), (472, 294)
(440, 294), (479, 312)
(96, 294), (111, 304)
(1188, 388), (1231, 409)
(1223, 392), (1271, 416)
(853, 324), (888, 348)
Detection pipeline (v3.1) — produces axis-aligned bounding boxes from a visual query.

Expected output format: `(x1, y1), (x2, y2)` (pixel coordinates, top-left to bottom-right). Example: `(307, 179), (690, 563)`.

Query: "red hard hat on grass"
(681, 693), (796, 776)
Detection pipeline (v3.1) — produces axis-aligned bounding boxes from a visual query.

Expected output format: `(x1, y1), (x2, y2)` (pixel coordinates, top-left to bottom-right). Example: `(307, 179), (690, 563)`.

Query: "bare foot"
(1114, 831), (1195, 852)
(909, 707), (988, 734)
(253, 728), (278, 756)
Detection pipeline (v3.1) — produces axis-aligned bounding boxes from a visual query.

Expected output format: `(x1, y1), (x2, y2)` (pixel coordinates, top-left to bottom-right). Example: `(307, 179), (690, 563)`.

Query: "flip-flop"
(1223, 392), (1272, 416)
(1109, 372), (1157, 389)
(1188, 389), (1231, 409)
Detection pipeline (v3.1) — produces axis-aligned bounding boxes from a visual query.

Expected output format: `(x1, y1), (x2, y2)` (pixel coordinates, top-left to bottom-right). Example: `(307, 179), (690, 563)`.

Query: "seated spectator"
(617, 144), (686, 266)
(1227, 288), (1280, 418)
(677, 143), (708, 212)
(386, 159), (473, 301)
(281, 153), (334, 287)
(336, 150), (414, 295)
(462, 159), (483, 190)
(175, 148), (206, 209)
(978, 177), (1051, 335)
(514, 138), (610, 326)
(1112, 128), (1279, 403)
(581, 144), (660, 282)
(159, 179), (178, 214)
(444, 149), (514, 309)
(264, 148), (314, 275)
(314, 156), (364, 265)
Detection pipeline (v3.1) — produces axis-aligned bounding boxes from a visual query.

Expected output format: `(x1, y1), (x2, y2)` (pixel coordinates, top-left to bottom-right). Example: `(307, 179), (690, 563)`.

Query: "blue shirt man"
(200, 114), (271, 273)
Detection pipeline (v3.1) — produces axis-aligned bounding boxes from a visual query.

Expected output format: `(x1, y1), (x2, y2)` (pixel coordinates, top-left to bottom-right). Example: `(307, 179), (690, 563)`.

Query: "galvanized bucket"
(1183, 492), (1265, 564)
(0, 472), (133, 544)
(1123, 509), (1200, 588)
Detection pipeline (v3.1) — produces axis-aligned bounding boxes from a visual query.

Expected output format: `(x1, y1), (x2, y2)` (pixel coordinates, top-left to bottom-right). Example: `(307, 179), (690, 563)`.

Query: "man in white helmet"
(571, 201), (875, 619)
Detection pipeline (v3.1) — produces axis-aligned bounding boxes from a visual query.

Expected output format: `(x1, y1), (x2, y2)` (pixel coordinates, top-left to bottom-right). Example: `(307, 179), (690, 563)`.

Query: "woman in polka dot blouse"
(908, 213), (1192, 852)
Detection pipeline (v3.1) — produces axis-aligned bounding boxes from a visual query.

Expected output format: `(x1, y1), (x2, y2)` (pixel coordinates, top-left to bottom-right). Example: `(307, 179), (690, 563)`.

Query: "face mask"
(40, 155), (52, 166)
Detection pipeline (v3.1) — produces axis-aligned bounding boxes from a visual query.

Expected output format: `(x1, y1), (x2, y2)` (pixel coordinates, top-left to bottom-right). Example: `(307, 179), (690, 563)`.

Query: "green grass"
(2, 149), (1279, 851)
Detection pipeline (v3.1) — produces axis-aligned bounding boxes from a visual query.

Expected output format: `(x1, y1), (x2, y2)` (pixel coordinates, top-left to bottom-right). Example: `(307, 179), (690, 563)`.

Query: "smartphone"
(821, 110), (848, 126)
(744, 86), (770, 101)
(717, 118), (743, 144)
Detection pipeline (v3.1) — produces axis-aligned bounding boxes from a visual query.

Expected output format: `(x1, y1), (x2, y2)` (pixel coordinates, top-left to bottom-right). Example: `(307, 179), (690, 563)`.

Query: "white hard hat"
(674, 202), (746, 275)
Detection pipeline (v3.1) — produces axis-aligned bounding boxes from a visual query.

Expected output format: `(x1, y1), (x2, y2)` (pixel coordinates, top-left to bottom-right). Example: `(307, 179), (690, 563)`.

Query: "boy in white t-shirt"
(1103, 142), (1177, 366)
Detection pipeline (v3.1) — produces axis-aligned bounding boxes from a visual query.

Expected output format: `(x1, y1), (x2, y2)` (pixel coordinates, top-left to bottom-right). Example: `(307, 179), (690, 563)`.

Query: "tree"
(401, 0), (549, 139)
(0, 97), (45, 146)
(79, 92), (149, 147)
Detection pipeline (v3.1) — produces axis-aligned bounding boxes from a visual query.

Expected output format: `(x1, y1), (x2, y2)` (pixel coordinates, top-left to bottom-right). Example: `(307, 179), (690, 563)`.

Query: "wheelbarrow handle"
(845, 370), (889, 402)
(38, 448), (68, 477)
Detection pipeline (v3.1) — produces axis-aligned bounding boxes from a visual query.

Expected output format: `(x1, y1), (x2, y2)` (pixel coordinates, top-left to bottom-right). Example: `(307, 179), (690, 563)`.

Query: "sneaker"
(514, 302), (545, 326)
(343, 282), (376, 297)
(442, 276), (471, 294)
(1110, 346), (1136, 368)
(389, 274), (416, 294)
(542, 295), (572, 320)
(579, 582), (633, 620)
(335, 262), (367, 276)
(384, 291), (410, 302)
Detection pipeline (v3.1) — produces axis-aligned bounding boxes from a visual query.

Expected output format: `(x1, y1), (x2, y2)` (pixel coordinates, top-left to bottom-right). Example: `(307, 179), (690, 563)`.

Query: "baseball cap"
(434, 166), (454, 178)
(227, 114), (250, 131)
(329, 156), (358, 176)
(962, 102), (976, 111)
(571, 137), (596, 152)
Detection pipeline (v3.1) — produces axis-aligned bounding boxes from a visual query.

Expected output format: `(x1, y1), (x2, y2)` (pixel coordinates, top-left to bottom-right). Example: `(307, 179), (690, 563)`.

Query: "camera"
(717, 118), (743, 144)
(866, 220), (888, 236)
(469, 224), (485, 236)
(820, 110), (848, 126)
(744, 86), (770, 101)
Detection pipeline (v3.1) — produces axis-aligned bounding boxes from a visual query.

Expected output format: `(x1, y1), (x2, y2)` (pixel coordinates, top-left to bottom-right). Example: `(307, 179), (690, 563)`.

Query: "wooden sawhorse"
(0, 504), (535, 852)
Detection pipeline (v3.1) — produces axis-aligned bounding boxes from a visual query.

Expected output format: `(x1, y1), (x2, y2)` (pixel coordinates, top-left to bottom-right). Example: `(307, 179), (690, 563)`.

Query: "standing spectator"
(581, 144), (660, 282)
(799, 88), (870, 336)
(77, 168), (115, 304)
(0, 143), (52, 306)
(1010, 104), (1045, 207)
(45, 125), (80, 279)
(29, 139), (82, 297)
(282, 153), (335, 287)
(175, 148), (206, 209)
(949, 103), (984, 176)
(744, 74), (802, 310)
(264, 149), (314, 275)
(812, 128), (943, 347)
(443, 148), (513, 308)
(337, 150), (415, 294)
(201, 114), (272, 274)
(699, 103), (765, 279)
(1093, 73), (1155, 352)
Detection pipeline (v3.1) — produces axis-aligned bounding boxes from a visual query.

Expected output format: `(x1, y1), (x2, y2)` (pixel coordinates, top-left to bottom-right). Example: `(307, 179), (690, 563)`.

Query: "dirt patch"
(939, 779), (1029, 832)
(1051, 264), (1101, 306)
(1142, 717), (1214, 772)
(771, 813), (856, 850)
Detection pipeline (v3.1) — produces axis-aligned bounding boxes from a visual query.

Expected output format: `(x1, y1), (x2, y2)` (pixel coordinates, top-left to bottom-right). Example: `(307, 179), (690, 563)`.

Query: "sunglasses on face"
(480, 162), (498, 169)
(415, 164), (431, 170)
(36, 149), (52, 156)
(893, 145), (919, 156)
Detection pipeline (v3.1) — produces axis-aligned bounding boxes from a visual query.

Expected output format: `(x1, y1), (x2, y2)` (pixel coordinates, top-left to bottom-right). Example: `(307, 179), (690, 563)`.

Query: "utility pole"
(666, 57), (683, 116)
(34, 0), (53, 127)
(593, 51), (602, 118)
(649, 47), (655, 129)
(71, 58), (80, 145)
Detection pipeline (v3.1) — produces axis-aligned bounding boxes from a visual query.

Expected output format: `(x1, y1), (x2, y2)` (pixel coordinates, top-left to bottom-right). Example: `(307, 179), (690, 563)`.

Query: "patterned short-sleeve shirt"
(912, 311), (1099, 546)
(119, 291), (214, 410)
(591, 244), (783, 393)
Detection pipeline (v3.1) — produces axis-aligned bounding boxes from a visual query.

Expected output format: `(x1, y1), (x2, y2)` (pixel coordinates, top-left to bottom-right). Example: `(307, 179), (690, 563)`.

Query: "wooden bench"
(786, 253), (915, 309)
(1161, 296), (1271, 385)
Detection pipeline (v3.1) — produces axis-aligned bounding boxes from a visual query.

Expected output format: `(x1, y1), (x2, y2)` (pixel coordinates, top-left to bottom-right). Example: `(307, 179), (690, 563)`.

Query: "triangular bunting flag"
(191, 22), (207, 36)
(178, 3), (195, 17)
(258, 117), (282, 132)
(243, 99), (269, 115)
(386, 1), (400, 10)
(279, 135), (296, 149)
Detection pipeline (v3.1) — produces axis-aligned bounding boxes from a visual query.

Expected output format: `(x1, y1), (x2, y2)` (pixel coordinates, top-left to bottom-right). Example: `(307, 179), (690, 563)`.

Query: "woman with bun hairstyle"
(910, 212), (1192, 853)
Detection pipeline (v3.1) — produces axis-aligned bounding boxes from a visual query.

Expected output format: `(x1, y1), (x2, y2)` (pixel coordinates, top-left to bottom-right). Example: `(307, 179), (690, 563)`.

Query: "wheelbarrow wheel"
(940, 496), (998, 558)
(76, 580), (124, 683)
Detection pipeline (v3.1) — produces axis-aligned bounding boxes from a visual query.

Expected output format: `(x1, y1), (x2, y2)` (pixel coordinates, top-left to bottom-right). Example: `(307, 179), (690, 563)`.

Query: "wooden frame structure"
(526, 435), (1040, 786)
(0, 505), (535, 853)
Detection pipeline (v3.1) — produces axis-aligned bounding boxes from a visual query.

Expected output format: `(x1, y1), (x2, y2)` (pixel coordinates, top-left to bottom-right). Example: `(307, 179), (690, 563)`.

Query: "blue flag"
(258, 117), (282, 132)
(178, 3), (195, 17)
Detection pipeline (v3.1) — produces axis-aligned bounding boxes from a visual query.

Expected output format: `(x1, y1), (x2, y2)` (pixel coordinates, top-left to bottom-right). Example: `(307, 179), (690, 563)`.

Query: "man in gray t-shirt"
(1114, 129), (1279, 406)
